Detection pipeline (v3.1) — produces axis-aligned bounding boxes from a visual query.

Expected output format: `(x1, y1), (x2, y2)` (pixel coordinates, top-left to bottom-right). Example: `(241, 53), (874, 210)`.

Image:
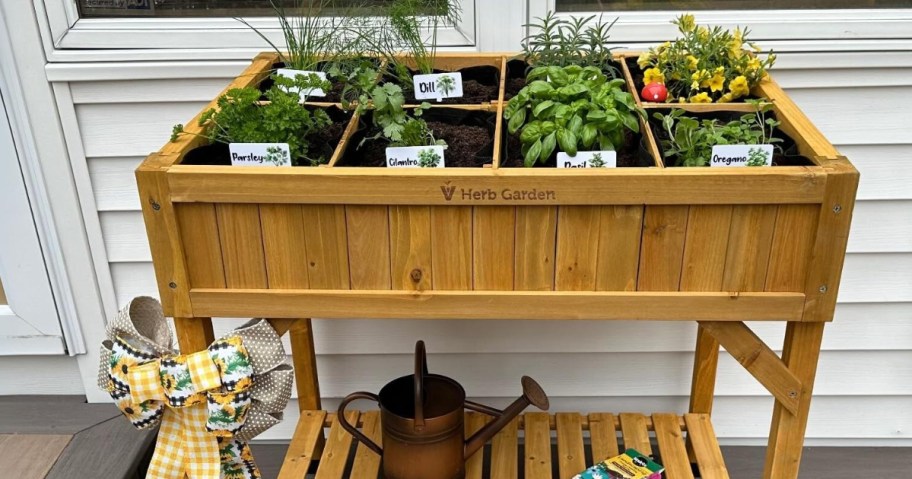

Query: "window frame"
(526, 0), (912, 52)
(39, 0), (477, 61)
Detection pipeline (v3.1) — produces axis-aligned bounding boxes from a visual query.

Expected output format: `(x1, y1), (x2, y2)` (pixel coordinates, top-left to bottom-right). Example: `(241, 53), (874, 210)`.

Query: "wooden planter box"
(137, 52), (858, 479)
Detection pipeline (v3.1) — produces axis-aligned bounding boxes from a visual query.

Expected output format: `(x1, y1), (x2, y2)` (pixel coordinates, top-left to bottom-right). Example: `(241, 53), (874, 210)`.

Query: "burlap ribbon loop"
(98, 297), (293, 479)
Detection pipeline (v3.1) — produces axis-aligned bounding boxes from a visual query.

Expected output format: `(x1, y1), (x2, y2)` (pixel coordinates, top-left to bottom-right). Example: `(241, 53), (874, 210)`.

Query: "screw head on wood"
(818, 285), (828, 293)
(169, 282), (177, 289)
(788, 390), (798, 398)
(833, 204), (842, 214)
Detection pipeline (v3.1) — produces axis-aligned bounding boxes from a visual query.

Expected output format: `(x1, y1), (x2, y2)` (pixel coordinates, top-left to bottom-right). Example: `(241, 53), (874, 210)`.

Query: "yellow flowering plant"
(636, 14), (776, 103)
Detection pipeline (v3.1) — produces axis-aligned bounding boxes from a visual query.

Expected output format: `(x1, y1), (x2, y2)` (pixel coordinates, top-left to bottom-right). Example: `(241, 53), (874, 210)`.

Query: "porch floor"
(1, 396), (908, 478)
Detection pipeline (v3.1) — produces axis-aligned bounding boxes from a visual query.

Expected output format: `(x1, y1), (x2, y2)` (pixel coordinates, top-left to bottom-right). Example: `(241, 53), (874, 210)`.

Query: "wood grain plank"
(619, 413), (652, 455)
(596, 206), (644, 291)
(763, 322), (826, 479)
(701, 321), (802, 415)
(350, 410), (382, 479)
(555, 206), (601, 291)
(685, 414), (730, 479)
(490, 417), (519, 479)
(260, 204), (309, 289)
(302, 205), (351, 289)
(431, 206), (472, 290)
(345, 205), (391, 290)
(465, 412), (489, 479)
(722, 205), (777, 292)
(802, 164), (859, 322)
(175, 203), (225, 288)
(637, 206), (689, 291)
(278, 410), (327, 479)
(556, 413), (586, 479)
(173, 317), (215, 353)
(474, 206), (515, 290)
(315, 410), (359, 479)
(514, 206), (557, 291)
(652, 413), (695, 479)
(216, 203), (267, 288)
(191, 290), (807, 321)
(390, 206), (433, 291)
(524, 412), (552, 479)
(766, 205), (819, 292)
(0, 434), (72, 479)
(588, 413), (619, 462)
(290, 319), (321, 411)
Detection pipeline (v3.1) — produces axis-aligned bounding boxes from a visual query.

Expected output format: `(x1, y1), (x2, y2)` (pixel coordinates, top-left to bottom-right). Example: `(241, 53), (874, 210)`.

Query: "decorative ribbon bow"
(99, 297), (293, 479)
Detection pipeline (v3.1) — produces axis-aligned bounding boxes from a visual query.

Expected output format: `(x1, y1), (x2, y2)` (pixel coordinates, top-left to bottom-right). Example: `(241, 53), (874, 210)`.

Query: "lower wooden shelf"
(278, 411), (729, 479)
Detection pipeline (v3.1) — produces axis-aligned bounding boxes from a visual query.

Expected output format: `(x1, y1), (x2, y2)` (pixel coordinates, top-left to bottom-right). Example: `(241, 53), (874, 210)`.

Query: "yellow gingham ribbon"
(121, 337), (258, 479)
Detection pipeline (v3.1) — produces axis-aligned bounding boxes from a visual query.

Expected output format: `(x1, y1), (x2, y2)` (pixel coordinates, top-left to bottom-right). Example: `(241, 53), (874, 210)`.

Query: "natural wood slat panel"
(290, 319), (322, 411)
(556, 413), (586, 479)
(588, 412), (619, 461)
(490, 417), (519, 479)
(474, 206), (515, 290)
(301, 205), (351, 289)
(349, 410), (382, 479)
(619, 413), (652, 455)
(345, 206), (391, 290)
(514, 206), (557, 291)
(390, 206), (433, 291)
(465, 412), (489, 479)
(653, 413), (695, 479)
(596, 205), (644, 291)
(260, 204), (309, 289)
(431, 206), (473, 290)
(175, 203), (225, 288)
(555, 206), (601, 291)
(524, 412), (552, 479)
(216, 203), (267, 288)
(684, 413), (730, 479)
(766, 204), (820, 292)
(637, 206), (689, 291)
(278, 410), (327, 479)
(315, 410), (360, 479)
(723, 205), (778, 291)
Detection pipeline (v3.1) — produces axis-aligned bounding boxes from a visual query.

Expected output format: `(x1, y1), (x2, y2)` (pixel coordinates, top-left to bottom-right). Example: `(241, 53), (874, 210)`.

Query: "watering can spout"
(464, 376), (550, 458)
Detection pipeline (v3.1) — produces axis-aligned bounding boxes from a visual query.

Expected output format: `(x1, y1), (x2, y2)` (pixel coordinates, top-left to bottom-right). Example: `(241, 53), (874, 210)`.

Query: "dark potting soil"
(625, 57), (760, 104)
(180, 107), (352, 167)
(647, 109), (815, 167)
(401, 65), (500, 104)
(339, 109), (495, 168)
(501, 129), (652, 168)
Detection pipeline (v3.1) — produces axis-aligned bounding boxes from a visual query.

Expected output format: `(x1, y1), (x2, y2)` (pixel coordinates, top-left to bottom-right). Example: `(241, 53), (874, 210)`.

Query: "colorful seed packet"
(572, 449), (665, 479)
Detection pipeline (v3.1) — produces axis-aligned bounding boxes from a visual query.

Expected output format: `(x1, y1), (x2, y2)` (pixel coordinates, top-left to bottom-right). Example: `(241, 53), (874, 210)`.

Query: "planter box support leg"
(763, 322), (825, 479)
(174, 317), (214, 352)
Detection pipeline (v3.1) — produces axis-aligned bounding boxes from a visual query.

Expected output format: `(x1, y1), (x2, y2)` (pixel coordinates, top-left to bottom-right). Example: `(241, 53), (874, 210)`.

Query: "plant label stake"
(557, 151), (616, 168)
(413, 73), (463, 102)
(276, 68), (327, 102)
(229, 143), (292, 166)
(710, 144), (773, 167)
(386, 145), (446, 168)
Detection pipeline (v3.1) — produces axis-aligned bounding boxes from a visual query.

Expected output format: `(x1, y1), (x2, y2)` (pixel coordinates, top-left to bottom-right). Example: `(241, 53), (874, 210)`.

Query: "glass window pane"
(556, 0), (911, 11)
(77, 0), (397, 19)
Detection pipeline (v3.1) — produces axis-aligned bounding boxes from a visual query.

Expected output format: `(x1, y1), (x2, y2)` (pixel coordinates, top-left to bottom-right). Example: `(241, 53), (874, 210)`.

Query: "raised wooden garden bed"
(137, 52), (858, 479)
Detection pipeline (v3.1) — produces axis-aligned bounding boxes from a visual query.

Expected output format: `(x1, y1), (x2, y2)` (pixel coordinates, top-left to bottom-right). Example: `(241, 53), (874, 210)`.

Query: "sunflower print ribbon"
(98, 297), (293, 479)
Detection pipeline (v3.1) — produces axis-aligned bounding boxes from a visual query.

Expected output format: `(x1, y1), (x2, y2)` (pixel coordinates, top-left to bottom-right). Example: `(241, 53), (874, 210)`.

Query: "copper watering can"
(338, 341), (549, 479)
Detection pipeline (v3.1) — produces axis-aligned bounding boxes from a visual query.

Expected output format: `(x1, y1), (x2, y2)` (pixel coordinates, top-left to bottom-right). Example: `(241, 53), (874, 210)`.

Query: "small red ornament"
(641, 82), (668, 102)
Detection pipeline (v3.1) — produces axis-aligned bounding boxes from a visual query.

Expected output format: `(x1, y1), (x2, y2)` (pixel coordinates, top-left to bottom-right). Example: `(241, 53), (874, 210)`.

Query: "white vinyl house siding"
(50, 53), (912, 445)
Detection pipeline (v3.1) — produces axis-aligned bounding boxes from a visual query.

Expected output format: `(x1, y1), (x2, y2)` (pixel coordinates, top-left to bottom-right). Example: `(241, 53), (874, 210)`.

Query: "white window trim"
(37, 0), (477, 62)
(526, 0), (912, 52)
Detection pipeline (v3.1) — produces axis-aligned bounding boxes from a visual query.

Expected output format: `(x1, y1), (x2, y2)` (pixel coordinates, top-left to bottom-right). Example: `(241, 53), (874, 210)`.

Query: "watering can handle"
(414, 340), (428, 431)
(337, 392), (383, 455)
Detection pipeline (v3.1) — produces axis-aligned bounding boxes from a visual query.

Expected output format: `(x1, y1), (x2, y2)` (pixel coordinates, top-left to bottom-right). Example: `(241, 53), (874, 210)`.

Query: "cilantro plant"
(523, 11), (620, 77)
(171, 74), (333, 166)
(653, 100), (781, 167)
(503, 65), (643, 167)
(355, 83), (445, 148)
(417, 148), (442, 167)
